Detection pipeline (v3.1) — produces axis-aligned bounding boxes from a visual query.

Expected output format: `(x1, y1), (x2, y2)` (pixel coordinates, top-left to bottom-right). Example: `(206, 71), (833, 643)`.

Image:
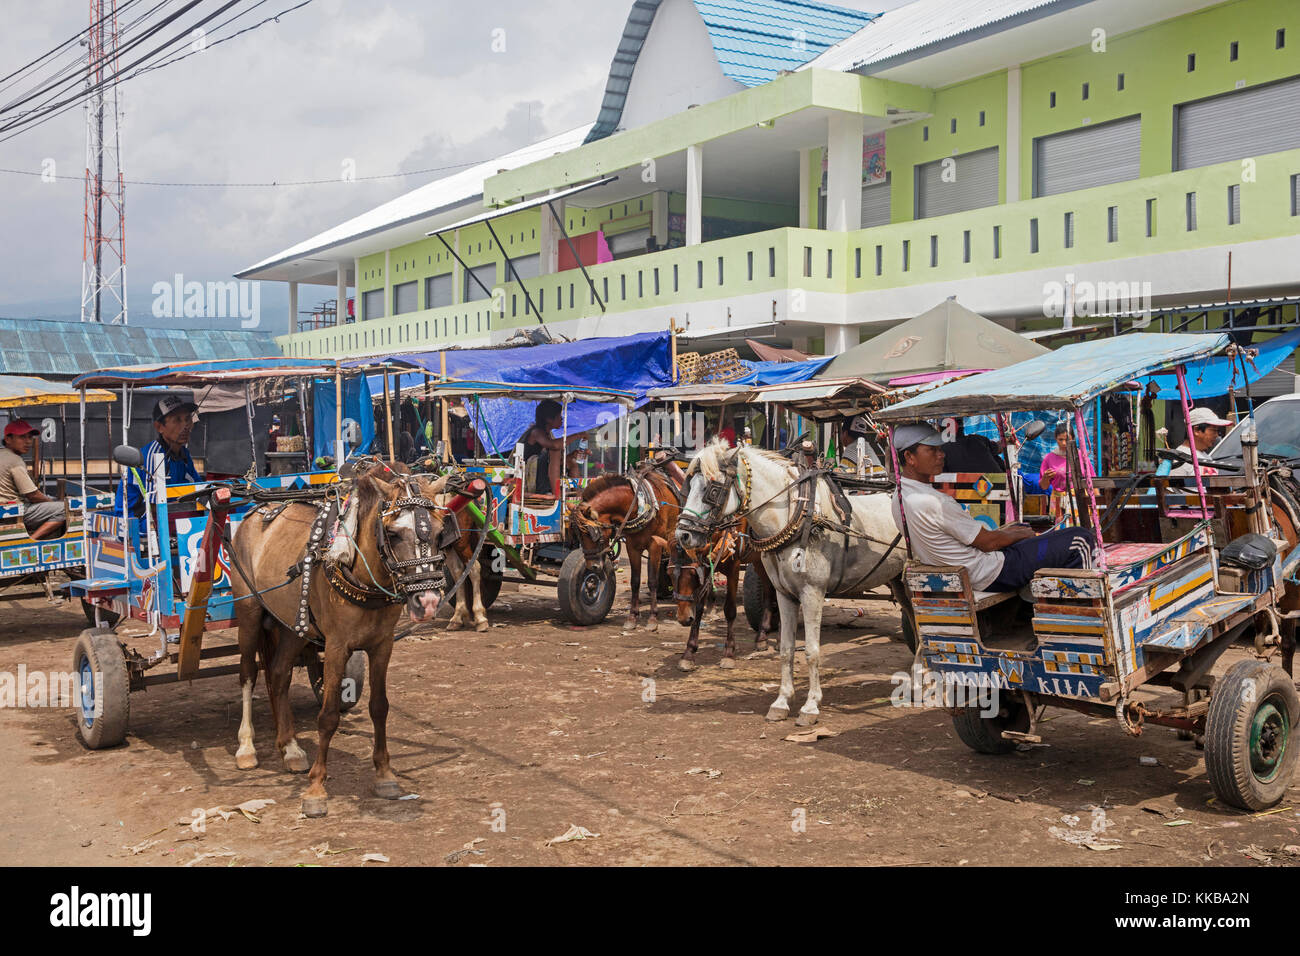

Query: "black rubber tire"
(72, 629), (129, 750)
(743, 568), (779, 634)
(1205, 659), (1300, 811)
(951, 697), (1030, 755)
(81, 599), (121, 629)
(900, 610), (918, 654)
(306, 650), (366, 713)
(557, 549), (616, 626)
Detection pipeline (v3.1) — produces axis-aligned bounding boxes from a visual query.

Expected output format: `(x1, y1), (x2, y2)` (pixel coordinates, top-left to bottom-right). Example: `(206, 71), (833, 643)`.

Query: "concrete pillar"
(826, 113), (864, 232)
(824, 324), (853, 356)
(452, 230), (462, 305)
(1006, 65), (1022, 202)
(383, 249), (392, 322)
(334, 265), (345, 328)
(686, 144), (703, 247)
(288, 280), (298, 338)
(539, 193), (560, 276)
(652, 190), (669, 249)
(351, 258), (359, 322)
(798, 149), (811, 228)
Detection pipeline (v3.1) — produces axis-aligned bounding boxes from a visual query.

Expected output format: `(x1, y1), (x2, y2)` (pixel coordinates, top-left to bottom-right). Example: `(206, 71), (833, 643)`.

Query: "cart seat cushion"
(1107, 524), (1211, 593)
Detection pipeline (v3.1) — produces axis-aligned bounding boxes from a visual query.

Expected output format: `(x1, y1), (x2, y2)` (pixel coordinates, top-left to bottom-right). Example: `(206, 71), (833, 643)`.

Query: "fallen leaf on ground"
(310, 842), (357, 858)
(361, 852), (390, 863)
(784, 728), (839, 743)
(686, 767), (722, 778)
(545, 825), (599, 847)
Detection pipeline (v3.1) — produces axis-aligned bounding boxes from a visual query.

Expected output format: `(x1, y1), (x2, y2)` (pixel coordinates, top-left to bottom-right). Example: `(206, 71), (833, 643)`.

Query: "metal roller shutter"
(361, 288), (385, 321)
(1177, 75), (1300, 170)
(915, 147), (999, 220)
(1033, 115), (1141, 197)
(463, 263), (496, 303)
(393, 281), (417, 315)
(861, 172), (891, 228)
(425, 273), (453, 308)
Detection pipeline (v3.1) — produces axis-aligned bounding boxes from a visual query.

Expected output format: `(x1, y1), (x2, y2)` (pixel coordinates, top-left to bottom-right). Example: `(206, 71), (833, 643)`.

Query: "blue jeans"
(988, 527), (1094, 592)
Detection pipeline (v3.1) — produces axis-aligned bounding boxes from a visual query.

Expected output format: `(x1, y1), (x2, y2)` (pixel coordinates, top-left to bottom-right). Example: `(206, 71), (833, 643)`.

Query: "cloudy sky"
(0, 0), (907, 328)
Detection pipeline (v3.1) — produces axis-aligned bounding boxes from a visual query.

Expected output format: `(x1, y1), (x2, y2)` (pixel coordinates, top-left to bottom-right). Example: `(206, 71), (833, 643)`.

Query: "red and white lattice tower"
(80, 0), (127, 325)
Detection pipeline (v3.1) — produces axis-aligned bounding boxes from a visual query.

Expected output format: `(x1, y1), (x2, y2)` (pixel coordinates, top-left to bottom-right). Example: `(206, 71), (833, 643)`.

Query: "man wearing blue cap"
(891, 423), (1093, 593)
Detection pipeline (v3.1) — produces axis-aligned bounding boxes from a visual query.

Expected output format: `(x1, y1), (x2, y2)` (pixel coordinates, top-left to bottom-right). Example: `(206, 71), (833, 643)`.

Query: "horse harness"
(231, 472), (459, 645)
(575, 470), (677, 561)
(684, 451), (902, 591)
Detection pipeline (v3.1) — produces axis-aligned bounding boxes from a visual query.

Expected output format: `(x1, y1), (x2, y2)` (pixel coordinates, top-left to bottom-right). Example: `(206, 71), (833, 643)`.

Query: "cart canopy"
(0, 374), (115, 408)
(876, 333), (1234, 422)
(71, 357), (341, 388)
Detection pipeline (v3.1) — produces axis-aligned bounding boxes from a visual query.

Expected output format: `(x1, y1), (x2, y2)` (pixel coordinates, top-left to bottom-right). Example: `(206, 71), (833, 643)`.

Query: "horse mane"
(686, 437), (735, 481)
(579, 474), (632, 502)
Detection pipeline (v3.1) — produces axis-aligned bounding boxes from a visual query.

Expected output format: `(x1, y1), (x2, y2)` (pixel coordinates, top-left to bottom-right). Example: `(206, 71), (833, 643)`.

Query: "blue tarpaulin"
(1142, 327), (1300, 399)
(361, 332), (673, 454)
(312, 375), (376, 460)
(731, 357), (832, 386)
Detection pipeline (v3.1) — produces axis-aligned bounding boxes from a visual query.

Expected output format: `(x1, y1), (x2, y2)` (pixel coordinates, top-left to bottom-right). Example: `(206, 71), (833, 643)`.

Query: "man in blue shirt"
(123, 395), (201, 515)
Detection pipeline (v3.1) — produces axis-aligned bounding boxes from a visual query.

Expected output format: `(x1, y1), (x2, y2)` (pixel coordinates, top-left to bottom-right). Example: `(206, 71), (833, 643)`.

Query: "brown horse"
(673, 519), (775, 670)
(229, 462), (450, 818)
(570, 469), (681, 631)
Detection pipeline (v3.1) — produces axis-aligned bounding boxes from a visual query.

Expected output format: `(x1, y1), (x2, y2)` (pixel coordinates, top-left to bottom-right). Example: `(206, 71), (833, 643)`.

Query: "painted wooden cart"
(877, 332), (1300, 811)
(63, 358), (361, 749)
(413, 380), (641, 625)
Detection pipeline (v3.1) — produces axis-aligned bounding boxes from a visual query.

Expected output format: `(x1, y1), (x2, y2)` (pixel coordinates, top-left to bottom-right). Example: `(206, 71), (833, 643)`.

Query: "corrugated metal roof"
(587, 0), (876, 143)
(0, 319), (279, 379)
(803, 0), (1077, 74)
(697, 0), (879, 87)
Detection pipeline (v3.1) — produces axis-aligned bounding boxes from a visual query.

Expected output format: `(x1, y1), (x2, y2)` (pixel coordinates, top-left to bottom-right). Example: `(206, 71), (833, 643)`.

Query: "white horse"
(679, 439), (905, 726)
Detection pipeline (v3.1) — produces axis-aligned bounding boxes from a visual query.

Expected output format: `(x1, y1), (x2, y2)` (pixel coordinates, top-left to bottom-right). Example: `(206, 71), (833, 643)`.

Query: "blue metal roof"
(697, 0), (879, 88)
(877, 333), (1236, 419)
(0, 319), (279, 380)
(586, 0), (878, 143)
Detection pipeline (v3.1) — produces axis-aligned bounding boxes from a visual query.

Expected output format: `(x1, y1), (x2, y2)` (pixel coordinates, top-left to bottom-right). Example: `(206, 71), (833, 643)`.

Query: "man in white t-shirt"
(890, 423), (1094, 593)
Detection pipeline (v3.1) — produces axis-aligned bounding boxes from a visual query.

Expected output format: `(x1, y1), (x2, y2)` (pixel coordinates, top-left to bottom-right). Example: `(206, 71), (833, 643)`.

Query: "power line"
(0, 0), (315, 144)
(0, 0), (146, 90)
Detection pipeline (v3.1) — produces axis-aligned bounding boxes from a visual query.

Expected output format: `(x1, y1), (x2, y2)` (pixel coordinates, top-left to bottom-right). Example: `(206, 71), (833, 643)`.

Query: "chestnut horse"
(229, 462), (450, 818)
(672, 517), (776, 670)
(570, 470), (681, 631)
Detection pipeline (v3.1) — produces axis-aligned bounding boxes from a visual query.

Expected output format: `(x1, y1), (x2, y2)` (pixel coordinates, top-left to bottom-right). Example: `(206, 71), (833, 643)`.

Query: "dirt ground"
(2, 563), (1299, 868)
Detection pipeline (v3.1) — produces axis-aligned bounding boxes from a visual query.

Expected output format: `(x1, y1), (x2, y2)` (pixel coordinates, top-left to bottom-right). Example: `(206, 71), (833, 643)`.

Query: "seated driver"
(0, 420), (66, 539)
(519, 399), (583, 495)
(123, 395), (201, 516)
(891, 423), (1094, 593)
(1169, 406), (1232, 477)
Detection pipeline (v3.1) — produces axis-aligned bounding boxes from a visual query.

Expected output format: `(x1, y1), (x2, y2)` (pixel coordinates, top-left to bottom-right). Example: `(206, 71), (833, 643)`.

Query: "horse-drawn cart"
(413, 379), (642, 626)
(64, 358), (364, 749)
(878, 333), (1300, 810)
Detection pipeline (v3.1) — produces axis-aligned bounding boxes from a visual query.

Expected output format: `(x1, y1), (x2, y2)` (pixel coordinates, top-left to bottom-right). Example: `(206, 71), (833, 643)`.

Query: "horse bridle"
(678, 459), (744, 538)
(374, 475), (452, 598)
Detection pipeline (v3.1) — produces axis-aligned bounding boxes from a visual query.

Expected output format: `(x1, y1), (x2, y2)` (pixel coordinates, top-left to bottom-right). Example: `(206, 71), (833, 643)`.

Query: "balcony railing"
(280, 148), (1300, 358)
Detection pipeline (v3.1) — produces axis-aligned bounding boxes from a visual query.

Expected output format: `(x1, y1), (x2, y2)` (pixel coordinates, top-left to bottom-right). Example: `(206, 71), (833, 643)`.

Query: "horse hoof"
(645, 618), (659, 633)
(373, 779), (402, 800)
(677, 658), (696, 672)
(475, 621), (490, 633)
(765, 706), (790, 722)
(282, 746), (310, 774)
(795, 712), (820, 728)
(235, 748), (258, 770)
(718, 657), (736, 670)
(301, 797), (328, 818)
(622, 619), (638, 632)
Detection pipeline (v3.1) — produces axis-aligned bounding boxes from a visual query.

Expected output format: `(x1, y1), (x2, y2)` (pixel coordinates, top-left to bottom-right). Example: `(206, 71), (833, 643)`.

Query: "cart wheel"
(1205, 659), (1300, 811)
(951, 697), (1030, 755)
(478, 548), (504, 609)
(72, 628), (129, 750)
(557, 549), (616, 625)
(306, 651), (366, 713)
(742, 569), (779, 634)
(81, 599), (121, 629)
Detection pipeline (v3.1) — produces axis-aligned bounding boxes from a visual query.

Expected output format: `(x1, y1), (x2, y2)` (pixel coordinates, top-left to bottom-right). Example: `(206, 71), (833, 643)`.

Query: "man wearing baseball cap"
(891, 423), (1094, 593)
(0, 420), (65, 539)
(1169, 406), (1233, 477)
(122, 395), (201, 515)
